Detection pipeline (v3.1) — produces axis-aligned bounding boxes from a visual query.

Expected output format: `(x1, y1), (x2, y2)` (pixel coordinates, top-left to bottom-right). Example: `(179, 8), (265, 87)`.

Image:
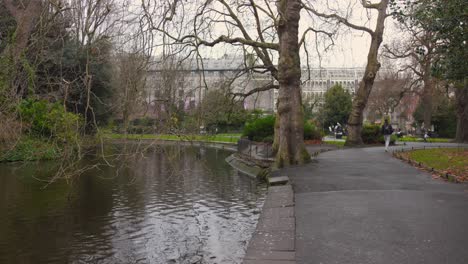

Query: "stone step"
(268, 176), (289, 186)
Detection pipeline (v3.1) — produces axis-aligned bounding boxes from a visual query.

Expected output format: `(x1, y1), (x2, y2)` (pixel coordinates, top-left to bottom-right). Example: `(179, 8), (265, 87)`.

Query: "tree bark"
(345, 1), (389, 146)
(3, 0), (42, 63)
(272, 110), (280, 154)
(421, 62), (434, 130)
(455, 79), (468, 143)
(2, 0), (42, 97)
(275, 0), (309, 167)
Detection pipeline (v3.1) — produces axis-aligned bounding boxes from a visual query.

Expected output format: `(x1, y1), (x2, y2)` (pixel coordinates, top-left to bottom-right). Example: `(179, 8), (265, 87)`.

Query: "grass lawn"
(103, 133), (242, 144)
(398, 136), (453, 143)
(322, 140), (345, 147)
(406, 148), (468, 182)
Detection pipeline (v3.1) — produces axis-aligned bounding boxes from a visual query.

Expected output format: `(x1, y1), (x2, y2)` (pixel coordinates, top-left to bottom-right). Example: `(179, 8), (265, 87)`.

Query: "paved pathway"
(276, 143), (468, 264)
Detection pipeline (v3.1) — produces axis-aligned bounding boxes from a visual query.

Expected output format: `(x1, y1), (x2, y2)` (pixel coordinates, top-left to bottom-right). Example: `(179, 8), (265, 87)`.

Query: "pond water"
(0, 145), (266, 264)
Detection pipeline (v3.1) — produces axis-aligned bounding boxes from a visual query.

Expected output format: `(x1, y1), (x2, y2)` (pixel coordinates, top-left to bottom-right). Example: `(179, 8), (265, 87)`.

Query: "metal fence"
(237, 138), (274, 160)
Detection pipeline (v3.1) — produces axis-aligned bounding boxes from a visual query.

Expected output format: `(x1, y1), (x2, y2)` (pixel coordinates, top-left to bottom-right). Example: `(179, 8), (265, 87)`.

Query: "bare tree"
(67, 0), (126, 131)
(303, 0), (391, 145)
(141, 0), (320, 166)
(365, 68), (415, 123)
(114, 50), (149, 134)
(146, 55), (191, 131)
(383, 27), (438, 131)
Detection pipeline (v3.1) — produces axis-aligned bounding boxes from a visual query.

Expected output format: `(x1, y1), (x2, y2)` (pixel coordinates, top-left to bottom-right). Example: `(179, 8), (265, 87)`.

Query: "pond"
(0, 145), (266, 264)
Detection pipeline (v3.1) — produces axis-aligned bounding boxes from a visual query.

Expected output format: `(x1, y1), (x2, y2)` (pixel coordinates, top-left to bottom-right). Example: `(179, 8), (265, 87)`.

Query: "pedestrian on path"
(423, 130), (430, 142)
(382, 119), (393, 151)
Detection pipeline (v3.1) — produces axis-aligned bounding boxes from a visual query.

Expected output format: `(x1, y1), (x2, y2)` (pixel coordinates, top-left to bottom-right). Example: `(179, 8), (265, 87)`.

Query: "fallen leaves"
(396, 148), (468, 183)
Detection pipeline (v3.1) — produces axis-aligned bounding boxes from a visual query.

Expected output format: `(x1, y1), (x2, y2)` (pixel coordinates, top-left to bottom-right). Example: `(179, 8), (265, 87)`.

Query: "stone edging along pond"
(106, 137), (238, 151)
(242, 177), (296, 264)
(392, 147), (462, 183)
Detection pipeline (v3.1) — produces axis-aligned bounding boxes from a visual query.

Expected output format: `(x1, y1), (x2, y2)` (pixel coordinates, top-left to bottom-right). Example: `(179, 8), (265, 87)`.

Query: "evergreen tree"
(321, 85), (352, 128)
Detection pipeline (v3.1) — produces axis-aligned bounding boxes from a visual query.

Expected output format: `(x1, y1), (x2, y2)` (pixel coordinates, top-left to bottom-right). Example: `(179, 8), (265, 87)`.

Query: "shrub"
(243, 115), (275, 142)
(262, 135), (274, 143)
(18, 99), (82, 142)
(362, 123), (396, 145)
(304, 121), (322, 140)
(361, 124), (381, 144)
(0, 137), (61, 162)
(243, 116), (322, 142)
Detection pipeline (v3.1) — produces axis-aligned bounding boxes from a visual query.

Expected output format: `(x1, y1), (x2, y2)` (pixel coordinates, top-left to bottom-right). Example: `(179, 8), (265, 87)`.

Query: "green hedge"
(243, 115), (321, 142)
(362, 124), (396, 144)
(243, 115), (275, 142)
(304, 121), (322, 140)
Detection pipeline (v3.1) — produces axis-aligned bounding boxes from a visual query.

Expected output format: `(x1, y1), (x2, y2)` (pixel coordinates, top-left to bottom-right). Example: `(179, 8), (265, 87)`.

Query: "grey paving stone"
(243, 260), (295, 264)
(275, 144), (468, 264)
(261, 207), (294, 219)
(248, 230), (295, 251)
(256, 216), (295, 231)
(244, 249), (295, 261)
(263, 187), (294, 208)
(268, 185), (293, 193)
(243, 181), (296, 263)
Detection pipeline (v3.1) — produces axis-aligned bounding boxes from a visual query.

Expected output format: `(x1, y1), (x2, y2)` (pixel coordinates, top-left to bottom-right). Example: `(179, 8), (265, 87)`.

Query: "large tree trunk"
(272, 110), (280, 154)
(3, 0), (42, 63)
(275, 0), (309, 167)
(345, 1), (388, 146)
(421, 63), (434, 131)
(3, 0), (42, 97)
(455, 79), (468, 143)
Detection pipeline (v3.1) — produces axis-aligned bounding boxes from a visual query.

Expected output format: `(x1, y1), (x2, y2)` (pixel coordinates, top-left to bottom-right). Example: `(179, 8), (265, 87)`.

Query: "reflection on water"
(0, 145), (266, 264)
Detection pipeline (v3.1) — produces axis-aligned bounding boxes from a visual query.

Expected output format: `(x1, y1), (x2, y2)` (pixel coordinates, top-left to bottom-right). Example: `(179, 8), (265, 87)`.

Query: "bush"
(243, 115), (275, 142)
(361, 124), (381, 144)
(1, 137), (61, 162)
(262, 135), (274, 143)
(362, 123), (396, 145)
(304, 121), (322, 140)
(243, 116), (322, 142)
(18, 99), (82, 142)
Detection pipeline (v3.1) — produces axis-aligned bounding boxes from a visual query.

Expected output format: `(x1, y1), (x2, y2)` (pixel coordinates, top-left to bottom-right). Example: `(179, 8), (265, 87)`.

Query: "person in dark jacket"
(382, 119), (394, 151)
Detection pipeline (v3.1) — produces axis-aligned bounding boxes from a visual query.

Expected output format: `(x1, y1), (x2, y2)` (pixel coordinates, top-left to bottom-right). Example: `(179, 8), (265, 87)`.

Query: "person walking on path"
(423, 129), (430, 142)
(382, 119), (394, 151)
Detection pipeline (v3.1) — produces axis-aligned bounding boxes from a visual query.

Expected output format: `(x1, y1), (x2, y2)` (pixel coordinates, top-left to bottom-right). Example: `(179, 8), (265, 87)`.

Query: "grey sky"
(137, 0), (402, 68)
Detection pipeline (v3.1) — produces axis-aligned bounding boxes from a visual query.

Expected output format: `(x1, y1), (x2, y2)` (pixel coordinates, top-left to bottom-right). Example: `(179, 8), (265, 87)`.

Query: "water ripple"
(0, 146), (267, 264)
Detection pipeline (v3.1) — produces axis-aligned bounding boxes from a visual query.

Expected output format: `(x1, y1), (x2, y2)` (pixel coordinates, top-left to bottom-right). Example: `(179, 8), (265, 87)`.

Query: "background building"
(146, 56), (366, 112)
(144, 56), (416, 129)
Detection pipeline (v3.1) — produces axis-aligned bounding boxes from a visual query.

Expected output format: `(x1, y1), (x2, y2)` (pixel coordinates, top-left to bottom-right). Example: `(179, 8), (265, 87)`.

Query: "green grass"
(407, 148), (468, 180)
(103, 133), (242, 144)
(398, 136), (452, 143)
(323, 140), (345, 147)
(0, 137), (61, 162)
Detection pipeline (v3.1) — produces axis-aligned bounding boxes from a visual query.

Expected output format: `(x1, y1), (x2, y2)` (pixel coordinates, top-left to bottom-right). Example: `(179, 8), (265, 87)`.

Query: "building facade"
(145, 56), (367, 113)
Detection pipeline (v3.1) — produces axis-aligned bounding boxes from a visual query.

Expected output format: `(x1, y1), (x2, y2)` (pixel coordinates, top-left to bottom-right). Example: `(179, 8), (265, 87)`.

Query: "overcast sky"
(138, 0), (404, 68)
(316, 18), (400, 68)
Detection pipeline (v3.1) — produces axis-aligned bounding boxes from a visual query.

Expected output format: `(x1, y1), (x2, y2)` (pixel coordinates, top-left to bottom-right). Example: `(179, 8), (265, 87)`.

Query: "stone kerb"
(243, 178), (296, 264)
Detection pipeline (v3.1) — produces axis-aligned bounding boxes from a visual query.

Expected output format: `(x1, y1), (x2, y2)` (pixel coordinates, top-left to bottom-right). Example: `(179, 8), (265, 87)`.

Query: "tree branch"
(299, 27), (334, 47)
(231, 83), (279, 99)
(3, 0), (18, 18)
(186, 34), (279, 50)
(302, 3), (374, 36)
(361, 0), (383, 10)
